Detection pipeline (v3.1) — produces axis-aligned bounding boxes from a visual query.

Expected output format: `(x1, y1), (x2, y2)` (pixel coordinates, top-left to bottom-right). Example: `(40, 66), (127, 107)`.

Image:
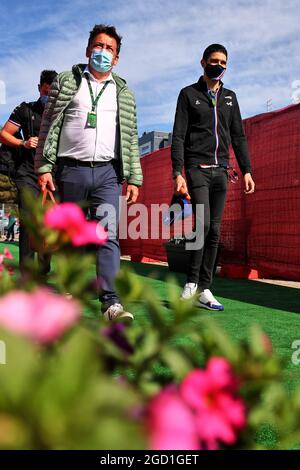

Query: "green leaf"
(161, 348), (193, 381)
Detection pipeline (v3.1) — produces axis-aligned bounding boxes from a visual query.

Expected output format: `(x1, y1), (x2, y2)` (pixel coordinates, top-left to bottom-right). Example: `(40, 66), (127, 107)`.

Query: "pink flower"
(44, 202), (107, 247)
(0, 247), (13, 264)
(0, 288), (80, 344)
(147, 387), (199, 450)
(0, 248), (13, 273)
(3, 247), (13, 260)
(181, 358), (246, 449)
(147, 358), (246, 450)
(260, 333), (273, 354)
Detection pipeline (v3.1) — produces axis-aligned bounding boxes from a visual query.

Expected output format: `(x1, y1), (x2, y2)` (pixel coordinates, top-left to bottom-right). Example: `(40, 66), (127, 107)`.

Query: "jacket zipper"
(116, 85), (126, 181)
(213, 91), (219, 165)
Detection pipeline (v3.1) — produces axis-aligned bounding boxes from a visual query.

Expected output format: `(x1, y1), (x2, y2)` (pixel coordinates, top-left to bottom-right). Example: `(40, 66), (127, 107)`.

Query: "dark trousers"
(15, 176), (51, 275)
(56, 159), (122, 310)
(186, 166), (228, 290)
(6, 223), (15, 241)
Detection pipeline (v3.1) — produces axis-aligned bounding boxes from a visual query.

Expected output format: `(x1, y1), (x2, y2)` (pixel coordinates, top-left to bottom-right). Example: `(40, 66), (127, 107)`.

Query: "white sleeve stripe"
(8, 119), (21, 127)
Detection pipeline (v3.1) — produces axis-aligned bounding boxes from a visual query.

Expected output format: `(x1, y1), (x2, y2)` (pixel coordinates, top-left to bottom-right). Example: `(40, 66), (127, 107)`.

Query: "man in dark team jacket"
(0, 70), (57, 273)
(171, 44), (255, 311)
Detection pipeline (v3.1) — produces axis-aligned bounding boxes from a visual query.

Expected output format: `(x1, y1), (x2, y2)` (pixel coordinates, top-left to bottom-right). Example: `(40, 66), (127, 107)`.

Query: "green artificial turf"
(2, 241), (300, 449)
(125, 260), (300, 392)
(3, 240), (300, 391)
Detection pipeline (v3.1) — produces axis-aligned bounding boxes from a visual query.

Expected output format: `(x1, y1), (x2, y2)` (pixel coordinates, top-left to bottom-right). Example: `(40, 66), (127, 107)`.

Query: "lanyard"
(85, 73), (109, 112)
(206, 83), (220, 107)
(207, 88), (218, 107)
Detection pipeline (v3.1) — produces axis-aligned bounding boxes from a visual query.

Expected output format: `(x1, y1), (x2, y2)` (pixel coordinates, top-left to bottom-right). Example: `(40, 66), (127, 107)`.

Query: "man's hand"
(126, 184), (139, 205)
(244, 173), (255, 194)
(174, 175), (188, 195)
(38, 173), (55, 192)
(24, 137), (39, 149)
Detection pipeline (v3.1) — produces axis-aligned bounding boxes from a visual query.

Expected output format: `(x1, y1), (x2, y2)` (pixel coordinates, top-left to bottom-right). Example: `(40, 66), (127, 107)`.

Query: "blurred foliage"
(0, 189), (299, 449)
(0, 327), (144, 450)
(0, 174), (17, 203)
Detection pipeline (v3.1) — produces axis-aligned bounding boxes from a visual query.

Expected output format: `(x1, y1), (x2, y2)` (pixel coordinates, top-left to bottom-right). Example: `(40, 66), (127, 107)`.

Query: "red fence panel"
(120, 103), (300, 280)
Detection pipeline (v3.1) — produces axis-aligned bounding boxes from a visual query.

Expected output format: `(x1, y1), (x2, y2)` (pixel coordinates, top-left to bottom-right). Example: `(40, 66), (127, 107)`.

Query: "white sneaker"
(197, 289), (224, 311)
(65, 293), (73, 299)
(181, 282), (198, 300)
(103, 303), (134, 321)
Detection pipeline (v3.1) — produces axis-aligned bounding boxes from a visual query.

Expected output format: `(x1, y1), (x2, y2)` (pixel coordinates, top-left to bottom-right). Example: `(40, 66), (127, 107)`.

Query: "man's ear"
(200, 58), (206, 69)
(112, 55), (119, 67)
(38, 84), (41, 93)
(86, 46), (91, 59)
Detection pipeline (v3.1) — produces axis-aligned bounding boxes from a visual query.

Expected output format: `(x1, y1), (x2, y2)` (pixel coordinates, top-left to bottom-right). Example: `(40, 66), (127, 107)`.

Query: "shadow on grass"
(2, 243), (299, 316)
(123, 260), (300, 315)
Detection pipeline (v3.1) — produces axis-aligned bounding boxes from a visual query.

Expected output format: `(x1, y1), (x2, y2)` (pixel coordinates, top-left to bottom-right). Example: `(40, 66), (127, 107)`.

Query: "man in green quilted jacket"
(35, 24), (143, 321)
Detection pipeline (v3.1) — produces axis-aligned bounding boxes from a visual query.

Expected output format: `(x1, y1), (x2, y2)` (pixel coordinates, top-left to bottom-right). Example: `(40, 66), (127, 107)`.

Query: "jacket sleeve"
(8, 101), (27, 130)
(171, 89), (189, 178)
(230, 94), (252, 175)
(34, 75), (60, 174)
(128, 99), (143, 187)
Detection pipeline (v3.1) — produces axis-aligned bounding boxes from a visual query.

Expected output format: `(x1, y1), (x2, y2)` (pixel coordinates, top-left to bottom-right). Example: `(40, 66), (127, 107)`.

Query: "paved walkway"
(121, 256), (300, 290)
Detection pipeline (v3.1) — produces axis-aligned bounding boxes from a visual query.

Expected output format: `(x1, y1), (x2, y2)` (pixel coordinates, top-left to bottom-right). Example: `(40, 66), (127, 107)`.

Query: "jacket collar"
(26, 98), (44, 115)
(83, 65), (115, 84)
(72, 63), (127, 92)
(198, 75), (224, 93)
(197, 75), (225, 105)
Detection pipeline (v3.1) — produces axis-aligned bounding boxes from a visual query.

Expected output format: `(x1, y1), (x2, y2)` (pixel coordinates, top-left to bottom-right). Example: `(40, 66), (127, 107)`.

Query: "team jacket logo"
(195, 100), (201, 105)
(226, 101), (233, 106)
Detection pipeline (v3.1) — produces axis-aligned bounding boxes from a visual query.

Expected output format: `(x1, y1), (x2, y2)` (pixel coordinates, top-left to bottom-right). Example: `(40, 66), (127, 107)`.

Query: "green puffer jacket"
(35, 64), (143, 186)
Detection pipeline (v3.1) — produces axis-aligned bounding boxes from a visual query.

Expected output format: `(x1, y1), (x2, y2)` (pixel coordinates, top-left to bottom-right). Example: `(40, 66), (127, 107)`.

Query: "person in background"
(5, 211), (16, 242)
(35, 25), (143, 321)
(0, 70), (58, 273)
(171, 44), (255, 311)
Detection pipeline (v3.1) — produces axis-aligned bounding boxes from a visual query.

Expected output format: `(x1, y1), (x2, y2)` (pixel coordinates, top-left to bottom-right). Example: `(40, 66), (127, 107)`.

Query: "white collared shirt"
(57, 66), (119, 161)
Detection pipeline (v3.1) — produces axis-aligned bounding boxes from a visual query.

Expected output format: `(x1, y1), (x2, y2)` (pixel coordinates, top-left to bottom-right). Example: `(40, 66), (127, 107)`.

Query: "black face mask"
(205, 64), (226, 80)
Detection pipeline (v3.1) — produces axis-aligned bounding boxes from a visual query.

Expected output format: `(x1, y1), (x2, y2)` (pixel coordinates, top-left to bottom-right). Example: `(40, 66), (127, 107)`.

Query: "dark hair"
(202, 44), (228, 62)
(88, 24), (122, 54)
(40, 70), (58, 86)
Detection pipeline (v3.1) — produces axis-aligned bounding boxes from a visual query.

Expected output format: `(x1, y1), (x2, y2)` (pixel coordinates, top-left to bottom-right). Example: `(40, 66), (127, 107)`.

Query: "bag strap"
(25, 101), (37, 136)
(26, 102), (35, 159)
(41, 189), (56, 207)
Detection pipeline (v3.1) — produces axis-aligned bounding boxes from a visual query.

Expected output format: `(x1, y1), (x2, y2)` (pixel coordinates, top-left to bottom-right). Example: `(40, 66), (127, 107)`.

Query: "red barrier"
(120, 103), (300, 280)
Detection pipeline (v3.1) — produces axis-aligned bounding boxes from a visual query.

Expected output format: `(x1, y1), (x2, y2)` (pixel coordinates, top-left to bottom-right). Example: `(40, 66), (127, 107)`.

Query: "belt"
(59, 157), (113, 167)
(199, 164), (220, 168)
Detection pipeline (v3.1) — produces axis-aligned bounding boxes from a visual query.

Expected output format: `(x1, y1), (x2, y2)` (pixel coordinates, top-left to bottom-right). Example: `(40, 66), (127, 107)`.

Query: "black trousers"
(6, 223), (15, 241)
(15, 176), (51, 275)
(186, 166), (228, 290)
